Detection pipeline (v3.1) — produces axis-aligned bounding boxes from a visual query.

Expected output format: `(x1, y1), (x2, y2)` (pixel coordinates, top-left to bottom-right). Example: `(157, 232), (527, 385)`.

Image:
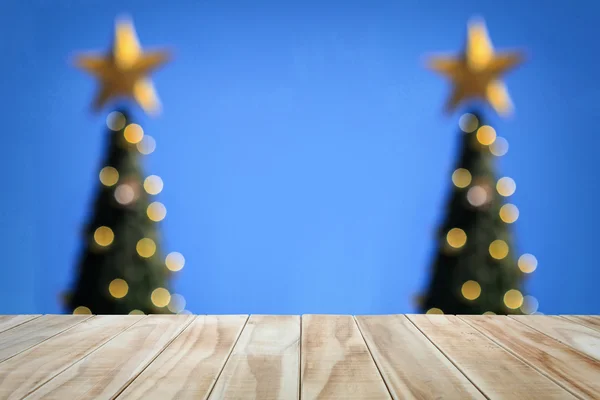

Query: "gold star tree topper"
(426, 18), (525, 116)
(74, 16), (170, 116)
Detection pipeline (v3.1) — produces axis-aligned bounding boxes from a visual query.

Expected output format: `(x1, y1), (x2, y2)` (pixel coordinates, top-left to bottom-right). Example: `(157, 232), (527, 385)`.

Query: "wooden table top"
(0, 314), (598, 399)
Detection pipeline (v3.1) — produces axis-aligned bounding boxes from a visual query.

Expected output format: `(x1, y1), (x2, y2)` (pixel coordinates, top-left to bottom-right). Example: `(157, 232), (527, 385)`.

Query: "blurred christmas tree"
(64, 17), (186, 315)
(419, 18), (539, 315)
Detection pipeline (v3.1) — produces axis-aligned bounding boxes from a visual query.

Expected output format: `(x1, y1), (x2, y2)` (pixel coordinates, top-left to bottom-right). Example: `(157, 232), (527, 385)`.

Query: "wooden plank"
(208, 315), (300, 400)
(117, 315), (248, 400)
(301, 314), (390, 400)
(356, 314), (484, 399)
(511, 315), (600, 362)
(461, 315), (600, 399)
(0, 315), (41, 334)
(0, 315), (91, 363)
(561, 315), (600, 333)
(24, 315), (194, 400)
(407, 315), (574, 399)
(0, 315), (144, 400)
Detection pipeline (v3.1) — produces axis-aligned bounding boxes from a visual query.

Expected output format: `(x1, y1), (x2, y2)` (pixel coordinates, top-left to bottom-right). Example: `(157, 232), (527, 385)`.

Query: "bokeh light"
(489, 239), (509, 259)
(426, 308), (444, 315)
(452, 168), (472, 188)
(147, 202), (167, 222)
(151, 287), (171, 308)
(99, 167), (119, 187)
(168, 293), (186, 313)
(518, 253), (538, 273)
(73, 306), (92, 315)
(521, 295), (539, 314)
(129, 309), (145, 315)
(115, 184), (135, 205)
(497, 177), (516, 197)
(109, 278), (129, 299)
(459, 113), (479, 133)
(461, 280), (481, 300)
(446, 228), (467, 248)
(106, 111), (126, 131)
(94, 226), (114, 247)
(467, 185), (488, 207)
(476, 125), (497, 145)
(490, 137), (509, 156)
(500, 204), (519, 223)
(124, 123), (144, 144)
(136, 238), (156, 258)
(483, 311), (496, 315)
(166, 252), (185, 272)
(504, 289), (524, 309)
(144, 175), (163, 195)
(136, 135), (156, 155)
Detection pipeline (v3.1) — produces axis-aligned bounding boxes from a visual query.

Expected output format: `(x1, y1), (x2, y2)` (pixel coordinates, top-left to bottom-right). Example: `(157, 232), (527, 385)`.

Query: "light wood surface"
(208, 315), (300, 400)
(118, 315), (248, 400)
(407, 314), (575, 399)
(24, 315), (194, 399)
(0, 314), (597, 399)
(511, 315), (600, 362)
(301, 314), (390, 399)
(356, 314), (484, 399)
(461, 315), (600, 399)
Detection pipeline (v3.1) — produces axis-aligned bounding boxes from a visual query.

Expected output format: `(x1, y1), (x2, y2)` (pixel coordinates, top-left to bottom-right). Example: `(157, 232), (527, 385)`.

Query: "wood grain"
(511, 315), (600, 362)
(208, 315), (300, 400)
(117, 315), (248, 400)
(24, 314), (194, 400)
(301, 314), (390, 400)
(356, 314), (484, 399)
(0, 315), (144, 400)
(461, 315), (600, 399)
(0, 315), (40, 334)
(0, 315), (91, 363)
(561, 315), (600, 333)
(407, 314), (574, 399)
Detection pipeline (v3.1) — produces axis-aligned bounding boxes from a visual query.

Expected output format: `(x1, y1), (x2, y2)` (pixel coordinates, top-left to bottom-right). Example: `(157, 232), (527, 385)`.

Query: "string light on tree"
(136, 135), (156, 155)
(459, 113), (479, 133)
(144, 175), (163, 195)
(461, 280), (481, 300)
(518, 253), (538, 273)
(520, 295), (539, 314)
(106, 111), (126, 131)
(147, 202), (167, 222)
(136, 238), (156, 258)
(490, 137), (509, 156)
(446, 228), (467, 249)
(500, 204), (519, 223)
(151, 287), (171, 308)
(108, 278), (129, 299)
(496, 177), (516, 197)
(99, 167), (119, 187)
(476, 125), (497, 146)
(73, 306), (92, 315)
(129, 309), (145, 315)
(452, 168), (472, 188)
(504, 289), (524, 309)
(426, 308), (444, 315)
(167, 293), (186, 313)
(94, 226), (114, 247)
(489, 239), (509, 260)
(124, 123), (144, 144)
(166, 252), (185, 272)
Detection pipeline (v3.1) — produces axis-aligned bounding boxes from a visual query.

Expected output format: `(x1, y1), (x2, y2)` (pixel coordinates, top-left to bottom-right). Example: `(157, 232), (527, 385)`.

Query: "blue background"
(1, 0), (598, 314)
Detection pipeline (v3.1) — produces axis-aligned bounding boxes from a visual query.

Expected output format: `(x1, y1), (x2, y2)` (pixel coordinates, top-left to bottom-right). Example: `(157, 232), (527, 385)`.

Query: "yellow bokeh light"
(99, 167), (119, 187)
(490, 137), (509, 156)
(504, 289), (524, 309)
(136, 238), (156, 258)
(109, 278), (129, 299)
(106, 111), (126, 131)
(94, 226), (114, 247)
(497, 177), (516, 197)
(459, 113), (479, 133)
(151, 287), (171, 308)
(426, 307), (444, 315)
(73, 306), (92, 315)
(124, 123), (144, 144)
(520, 295), (539, 314)
(147, 202), (167, 222)
(452, 168), (472, 188)
(518, 253), (538, 273)
(483, 311), (496, 315)
(489, 239), (509, 259)
(144, 175), (164, 195)
(136, 135), (156, 155)
(476, 125), (497, 146)
(461, 280), (481, 300)
(500, 204), (519, 223)
(467, 185), (488, 207)
(129, 309), (145, 315)
(446, 228), (467, 249)
(166, 252), (185, 272)
(168, 293), (186, 313)
(114, 184), (135, 205)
